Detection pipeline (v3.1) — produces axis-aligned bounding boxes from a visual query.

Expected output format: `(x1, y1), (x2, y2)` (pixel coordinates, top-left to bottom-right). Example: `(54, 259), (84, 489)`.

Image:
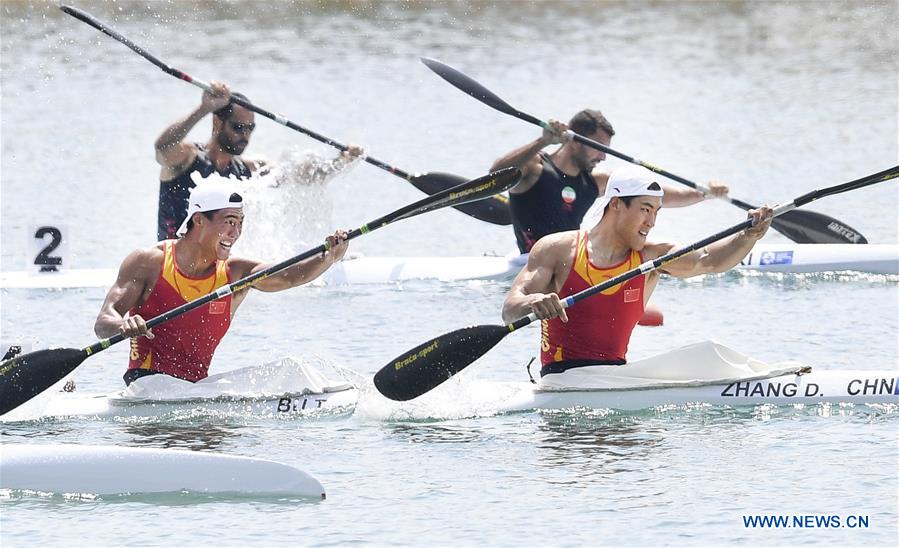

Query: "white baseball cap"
(176, 175), (245, 237)
(580, 165), (664, 229)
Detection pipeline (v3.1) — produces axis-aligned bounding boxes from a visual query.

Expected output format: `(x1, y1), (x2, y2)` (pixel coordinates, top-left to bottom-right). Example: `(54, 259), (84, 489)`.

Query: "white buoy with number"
(27, 224), (69, 273)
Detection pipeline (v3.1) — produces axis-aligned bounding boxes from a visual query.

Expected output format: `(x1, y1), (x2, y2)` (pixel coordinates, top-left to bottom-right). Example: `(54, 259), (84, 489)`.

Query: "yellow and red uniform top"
(540, 230), (646, 367)
(127, 240), (232, 381)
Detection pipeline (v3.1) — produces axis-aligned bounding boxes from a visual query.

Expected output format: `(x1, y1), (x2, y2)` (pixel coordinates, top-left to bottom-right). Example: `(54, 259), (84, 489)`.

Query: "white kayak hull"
(1, 267), (117, 289)
(22, 386), (360, 420)
(499, 370), (899, 412)
(326, 253), (520, 284)
(739, 243), (898, 274)
(1, 356), (359, 422)
(0, 443), (325, 498)
(1, 243), (894, 289)
(0, 255), (519, 289)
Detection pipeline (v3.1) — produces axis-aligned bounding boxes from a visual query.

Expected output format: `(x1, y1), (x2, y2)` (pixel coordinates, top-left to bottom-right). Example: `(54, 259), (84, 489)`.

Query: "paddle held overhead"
(420, 56), (870, 244)
(60, 5), (512, 226)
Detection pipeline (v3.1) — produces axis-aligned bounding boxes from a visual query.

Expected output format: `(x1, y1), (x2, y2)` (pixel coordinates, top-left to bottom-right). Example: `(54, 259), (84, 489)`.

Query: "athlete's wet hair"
(569, 109), (615, 138)
(213, 92), (251, 120)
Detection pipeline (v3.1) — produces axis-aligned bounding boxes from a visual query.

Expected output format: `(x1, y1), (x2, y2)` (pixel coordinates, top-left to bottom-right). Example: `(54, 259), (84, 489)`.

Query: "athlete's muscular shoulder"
(224, 256), (262, 282)
(159, 144), (200, 182)
(641, 241), (678, 263)
(122, 243), (164, 276)
(114, 243), (165, 297)
(530, 230), (578, 280)
(509, 153), (547, 195)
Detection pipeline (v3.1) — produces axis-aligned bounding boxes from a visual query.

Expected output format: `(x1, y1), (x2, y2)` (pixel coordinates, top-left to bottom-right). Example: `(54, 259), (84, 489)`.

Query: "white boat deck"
(1, 243), (895, 290)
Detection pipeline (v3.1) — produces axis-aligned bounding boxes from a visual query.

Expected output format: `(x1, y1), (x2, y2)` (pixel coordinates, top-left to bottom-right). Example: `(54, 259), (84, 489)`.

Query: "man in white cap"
(490, 111), (728, 254)
(94, 180), (349, 385)
(501, 165), (772, 377)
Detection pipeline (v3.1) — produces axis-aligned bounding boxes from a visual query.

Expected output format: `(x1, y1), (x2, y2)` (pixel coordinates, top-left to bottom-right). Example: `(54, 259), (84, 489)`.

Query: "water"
(1, 0), (897, 545)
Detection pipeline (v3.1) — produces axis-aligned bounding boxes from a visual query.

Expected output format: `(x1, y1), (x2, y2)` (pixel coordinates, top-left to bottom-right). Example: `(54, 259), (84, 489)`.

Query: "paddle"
(0, 168), (520, 416)
(59, 6), (512, 226)
(420, 57), (869, 244)
(374, 165), (898, 401)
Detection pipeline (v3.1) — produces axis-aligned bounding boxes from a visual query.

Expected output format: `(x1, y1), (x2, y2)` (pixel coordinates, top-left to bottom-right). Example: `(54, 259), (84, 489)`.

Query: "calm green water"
(1, 1), (897, 545)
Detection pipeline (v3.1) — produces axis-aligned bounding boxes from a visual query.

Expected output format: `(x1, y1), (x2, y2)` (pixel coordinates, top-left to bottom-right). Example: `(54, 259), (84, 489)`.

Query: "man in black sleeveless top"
(490, 109), (728, 253)
(154, 81), (362, 241)
(155, 81), (264, 240)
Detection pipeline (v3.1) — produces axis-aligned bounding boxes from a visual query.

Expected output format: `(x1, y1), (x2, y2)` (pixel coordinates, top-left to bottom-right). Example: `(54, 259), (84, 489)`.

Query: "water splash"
(234, 147), (360, 262)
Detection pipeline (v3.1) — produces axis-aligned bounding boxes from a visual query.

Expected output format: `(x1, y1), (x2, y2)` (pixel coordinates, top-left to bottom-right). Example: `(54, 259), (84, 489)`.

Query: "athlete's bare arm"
(227, 231), (350, 305)
(591, 170), (610, 195)
(657, 181), (728, 207)
(502, 232), (576, 323)
(155, 81), (232, 180)
(491, 119), (568, 194)
(94, 246), (164, 339)
(593, 169), (727, 207)
(652, 207), (772, 278)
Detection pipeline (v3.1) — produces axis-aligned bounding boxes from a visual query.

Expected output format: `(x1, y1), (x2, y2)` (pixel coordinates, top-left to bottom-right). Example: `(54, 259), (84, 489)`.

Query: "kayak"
(1, 243), (895, 289)
(738, 243), (898, 274)
(496, 341), (899, 412)
(0, 254), (520, 289)
(498, 371), (898, 412)
(1, 356), (358, 422)
(326, 251), (521, 283)
(0, 443), (325, 498)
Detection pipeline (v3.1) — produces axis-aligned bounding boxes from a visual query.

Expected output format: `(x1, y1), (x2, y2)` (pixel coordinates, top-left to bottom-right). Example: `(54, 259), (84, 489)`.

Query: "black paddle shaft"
(374, 165), (899, 401)
(420, 56), (871, 243)
(60, 6), (512, 226)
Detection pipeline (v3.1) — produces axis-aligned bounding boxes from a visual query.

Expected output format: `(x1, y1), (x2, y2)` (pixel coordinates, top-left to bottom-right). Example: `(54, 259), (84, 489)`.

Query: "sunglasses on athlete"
(229, 121), (256, 134)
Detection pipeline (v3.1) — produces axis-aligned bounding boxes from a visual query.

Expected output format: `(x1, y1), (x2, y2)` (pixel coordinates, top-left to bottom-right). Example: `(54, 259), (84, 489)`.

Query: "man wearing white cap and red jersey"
(502, 165), (772, 376)
(94, 179), (349, 385)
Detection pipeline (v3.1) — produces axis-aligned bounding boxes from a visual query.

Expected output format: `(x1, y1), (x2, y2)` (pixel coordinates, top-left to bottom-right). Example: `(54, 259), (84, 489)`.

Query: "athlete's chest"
(547, 173), (594, 212)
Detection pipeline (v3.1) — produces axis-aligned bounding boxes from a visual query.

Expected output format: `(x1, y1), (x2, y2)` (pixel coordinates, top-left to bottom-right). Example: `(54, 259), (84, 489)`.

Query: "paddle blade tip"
(0, 347), (88, 416)
(373, 325), (510, 402)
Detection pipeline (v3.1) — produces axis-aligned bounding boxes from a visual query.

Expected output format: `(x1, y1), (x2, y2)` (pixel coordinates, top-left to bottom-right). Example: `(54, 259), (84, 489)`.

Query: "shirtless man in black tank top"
(490, 109), (728, 253)
(154, 81), (362, 240)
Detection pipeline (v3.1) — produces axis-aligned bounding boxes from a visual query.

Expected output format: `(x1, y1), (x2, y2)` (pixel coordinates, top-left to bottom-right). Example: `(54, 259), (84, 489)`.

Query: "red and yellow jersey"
(540, 230), (646, 366)
(127, 240), (232, 382)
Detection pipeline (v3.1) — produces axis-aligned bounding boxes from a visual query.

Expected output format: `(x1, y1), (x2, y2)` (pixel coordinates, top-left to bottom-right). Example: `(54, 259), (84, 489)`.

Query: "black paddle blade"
(409, 172), (512, 225)
(374, 324), (510, 401)
(0, 348), (88, 415)
(421, 57), (519, 116)
(773, 209), (867, 244)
